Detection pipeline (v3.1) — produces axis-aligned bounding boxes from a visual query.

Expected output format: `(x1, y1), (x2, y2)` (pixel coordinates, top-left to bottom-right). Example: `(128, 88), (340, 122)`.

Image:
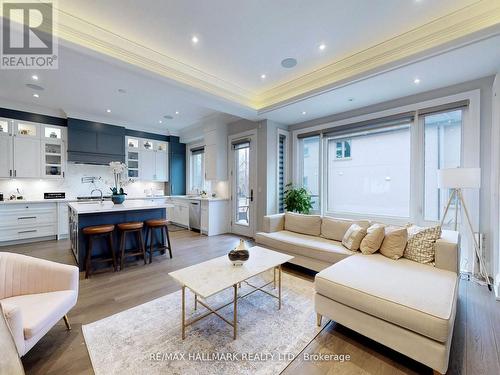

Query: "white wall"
(0, 163), (164, 200)
(492, 73), (500, 298)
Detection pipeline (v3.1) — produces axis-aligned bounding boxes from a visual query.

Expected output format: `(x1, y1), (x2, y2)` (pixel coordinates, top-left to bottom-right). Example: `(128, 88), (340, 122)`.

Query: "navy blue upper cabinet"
(169, 141), (186, 195)
(67, 118), (125, 165)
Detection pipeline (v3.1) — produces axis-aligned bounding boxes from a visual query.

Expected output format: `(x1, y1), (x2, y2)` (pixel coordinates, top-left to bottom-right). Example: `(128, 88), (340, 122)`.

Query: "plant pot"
(111, 194), (126, 204)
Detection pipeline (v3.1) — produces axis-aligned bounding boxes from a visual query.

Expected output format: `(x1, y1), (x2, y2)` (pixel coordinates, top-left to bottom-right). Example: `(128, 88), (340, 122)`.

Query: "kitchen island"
(69, 200), (173, 271)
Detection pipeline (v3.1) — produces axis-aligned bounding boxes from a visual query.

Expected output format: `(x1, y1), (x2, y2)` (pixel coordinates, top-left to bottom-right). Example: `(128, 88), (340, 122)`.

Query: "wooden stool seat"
(82, 224), (115, 235)
(118, 222), (146, 270)
(145, 219), (172, 263)
(117, 222), (144, 231)
(83, 225), (117, 279)
(145, 219), (169, 227)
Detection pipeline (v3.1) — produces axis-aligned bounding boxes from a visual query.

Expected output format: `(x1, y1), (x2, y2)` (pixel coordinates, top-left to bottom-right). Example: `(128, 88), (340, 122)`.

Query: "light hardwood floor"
(2, 230), (499, 375)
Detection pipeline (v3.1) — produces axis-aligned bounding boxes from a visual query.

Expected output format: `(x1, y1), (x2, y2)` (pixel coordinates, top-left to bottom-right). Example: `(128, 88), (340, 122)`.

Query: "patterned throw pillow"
(404, 225), (442, 265)
(342, 223), (367, 251)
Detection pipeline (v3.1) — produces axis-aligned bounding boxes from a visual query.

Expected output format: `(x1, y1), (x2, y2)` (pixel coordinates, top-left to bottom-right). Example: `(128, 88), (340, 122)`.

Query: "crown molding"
(256, 0), (500, 111)
(52, 8), (258, 108)
(45, 1), (500, 112)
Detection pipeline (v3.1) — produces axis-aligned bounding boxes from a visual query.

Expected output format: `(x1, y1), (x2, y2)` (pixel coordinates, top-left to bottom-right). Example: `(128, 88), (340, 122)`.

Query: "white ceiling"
(264, 34), (500, 124)
(56, 0), (478, 92)
(0, 0), (499, 134)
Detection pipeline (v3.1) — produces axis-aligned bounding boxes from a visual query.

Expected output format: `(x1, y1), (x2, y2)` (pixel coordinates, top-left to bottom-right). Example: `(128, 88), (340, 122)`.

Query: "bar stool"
(117, 222), (146, 270)
(145, 219), (172, 263)
(82, 224), (116, 279)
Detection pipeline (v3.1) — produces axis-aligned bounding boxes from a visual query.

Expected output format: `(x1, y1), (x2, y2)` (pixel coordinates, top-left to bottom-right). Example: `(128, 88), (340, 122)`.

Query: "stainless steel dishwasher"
(188, 199), (201, 231)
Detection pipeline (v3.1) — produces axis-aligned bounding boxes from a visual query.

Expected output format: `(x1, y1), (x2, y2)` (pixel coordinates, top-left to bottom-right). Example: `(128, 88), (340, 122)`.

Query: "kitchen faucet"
(90, 188), (103, 202)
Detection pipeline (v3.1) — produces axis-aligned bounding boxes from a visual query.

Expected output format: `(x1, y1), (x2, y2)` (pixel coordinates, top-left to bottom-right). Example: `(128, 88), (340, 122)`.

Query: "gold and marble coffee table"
(169, 246), (293, 340)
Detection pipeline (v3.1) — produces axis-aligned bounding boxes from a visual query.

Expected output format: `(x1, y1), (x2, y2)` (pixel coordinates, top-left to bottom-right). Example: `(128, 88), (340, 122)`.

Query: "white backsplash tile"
(0, 163), (165, 200)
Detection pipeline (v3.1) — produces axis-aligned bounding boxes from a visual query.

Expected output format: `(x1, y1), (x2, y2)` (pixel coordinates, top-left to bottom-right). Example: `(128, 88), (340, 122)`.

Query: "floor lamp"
(438, 168), (491, 291)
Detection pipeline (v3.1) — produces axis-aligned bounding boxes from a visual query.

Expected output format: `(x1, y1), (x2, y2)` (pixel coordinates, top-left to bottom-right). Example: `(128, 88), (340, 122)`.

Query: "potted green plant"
(109, 162), (128, 204)
(284, 183), (314, 214)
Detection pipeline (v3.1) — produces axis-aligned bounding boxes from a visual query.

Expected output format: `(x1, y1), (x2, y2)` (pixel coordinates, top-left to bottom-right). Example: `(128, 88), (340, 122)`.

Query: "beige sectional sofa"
(255, 212), (460, 374)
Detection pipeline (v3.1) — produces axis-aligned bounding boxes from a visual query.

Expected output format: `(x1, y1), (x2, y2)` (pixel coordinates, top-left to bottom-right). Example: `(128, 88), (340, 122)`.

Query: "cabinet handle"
(14, 170), (16, 177)
(18, 229), (37, 234)
(9, 169), (12, 177)
(18, 216), (36, 220)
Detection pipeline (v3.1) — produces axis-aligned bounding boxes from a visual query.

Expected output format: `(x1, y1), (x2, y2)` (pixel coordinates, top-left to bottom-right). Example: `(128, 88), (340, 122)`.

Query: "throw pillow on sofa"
(380, 226), (408, 260)
(342, 223), (368, 251)
(404, 225), (442, 265)
(360, 224), (385, 254)
(284, 212), (322, 236)
(321, 217), (370, 241)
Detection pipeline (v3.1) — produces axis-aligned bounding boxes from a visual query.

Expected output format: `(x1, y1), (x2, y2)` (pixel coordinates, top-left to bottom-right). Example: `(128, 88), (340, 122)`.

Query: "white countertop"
(0, 195), (228, 205)
(68, 199), (174, 214)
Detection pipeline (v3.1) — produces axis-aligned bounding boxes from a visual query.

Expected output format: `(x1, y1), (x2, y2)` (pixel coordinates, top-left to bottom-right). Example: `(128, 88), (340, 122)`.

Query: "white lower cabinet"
(0, 203), (57, 243)
(166, 198), (189, 227)
(201, 200), (229, 236)
(57, 202), (69, 239)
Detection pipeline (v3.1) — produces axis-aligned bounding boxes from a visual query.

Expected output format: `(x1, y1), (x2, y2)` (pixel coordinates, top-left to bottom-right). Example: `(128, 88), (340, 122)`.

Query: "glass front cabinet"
(40, 125), (66, 179)
(126, 137), (140, 179)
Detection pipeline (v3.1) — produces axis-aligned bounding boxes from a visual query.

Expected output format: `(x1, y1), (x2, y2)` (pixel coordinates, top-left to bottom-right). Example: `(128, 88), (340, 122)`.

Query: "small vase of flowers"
(109, 161), (128, 204)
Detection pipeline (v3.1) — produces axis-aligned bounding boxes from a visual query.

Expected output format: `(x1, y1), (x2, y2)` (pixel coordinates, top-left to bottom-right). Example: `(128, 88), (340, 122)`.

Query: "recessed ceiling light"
(32, 93), (39, 98)
(175, 111), (180, 115)
(31, 74), (38, 81)
(260, 74), (267, 79)
(158, 120), (163, 124)
(319, 43), (326, 51)
(191, 35), (199, 44)
(301, 111), (307, 115)
(106, 109), (111, 113)
(25, 83), (44, 91)
(281, 58), (297, 69)
(414, 78), (421, 84)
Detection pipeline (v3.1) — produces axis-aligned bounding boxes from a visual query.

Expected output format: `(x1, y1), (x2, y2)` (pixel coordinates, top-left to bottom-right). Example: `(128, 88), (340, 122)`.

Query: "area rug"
(82, 272), (322, 375)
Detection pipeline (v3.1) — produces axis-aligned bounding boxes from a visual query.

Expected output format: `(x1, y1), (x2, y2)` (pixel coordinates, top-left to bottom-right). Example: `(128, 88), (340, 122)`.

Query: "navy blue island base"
(73, 207), (167, 271)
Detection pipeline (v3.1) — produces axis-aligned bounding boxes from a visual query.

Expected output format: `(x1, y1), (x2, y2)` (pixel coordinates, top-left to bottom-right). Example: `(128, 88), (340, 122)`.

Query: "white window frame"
(292, 90), (480, 227)
(186, 141), (206, 194)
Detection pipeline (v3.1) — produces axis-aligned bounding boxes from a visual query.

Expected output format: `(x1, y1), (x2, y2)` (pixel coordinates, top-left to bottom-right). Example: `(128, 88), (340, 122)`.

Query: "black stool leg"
(138, 229), (147, 264)
(108, 232), (117, 272)
(149, 227), (154, 264)
(85, 235), (93, 279)
(164, 225), (172, 259)
(160, 227), (165, 256)
(120, 231), (126, 271)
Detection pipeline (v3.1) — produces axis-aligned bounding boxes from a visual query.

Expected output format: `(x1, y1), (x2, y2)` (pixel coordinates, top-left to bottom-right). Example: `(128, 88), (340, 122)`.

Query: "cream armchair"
(0, 252), (79, 356)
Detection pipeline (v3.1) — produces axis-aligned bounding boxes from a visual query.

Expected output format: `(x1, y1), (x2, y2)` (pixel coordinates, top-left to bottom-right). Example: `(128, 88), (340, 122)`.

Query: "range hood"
(67, 118), (125, 165)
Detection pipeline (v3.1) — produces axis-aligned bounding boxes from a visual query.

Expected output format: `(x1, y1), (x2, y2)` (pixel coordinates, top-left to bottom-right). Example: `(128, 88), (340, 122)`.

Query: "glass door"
(230, 134), (256, 237)
(42, 141), (64, 178)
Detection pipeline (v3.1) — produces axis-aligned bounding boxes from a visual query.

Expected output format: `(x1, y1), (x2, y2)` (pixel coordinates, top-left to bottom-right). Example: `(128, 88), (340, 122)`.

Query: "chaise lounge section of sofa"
(255, 212), (460, 374)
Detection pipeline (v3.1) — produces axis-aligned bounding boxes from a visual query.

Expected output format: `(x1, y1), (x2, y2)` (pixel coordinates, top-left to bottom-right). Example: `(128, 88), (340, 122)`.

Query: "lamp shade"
(437, 168), (481, 189)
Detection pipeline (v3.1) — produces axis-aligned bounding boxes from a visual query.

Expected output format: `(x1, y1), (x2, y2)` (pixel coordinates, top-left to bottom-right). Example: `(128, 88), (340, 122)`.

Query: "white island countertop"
(68, 199), (174, 214)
